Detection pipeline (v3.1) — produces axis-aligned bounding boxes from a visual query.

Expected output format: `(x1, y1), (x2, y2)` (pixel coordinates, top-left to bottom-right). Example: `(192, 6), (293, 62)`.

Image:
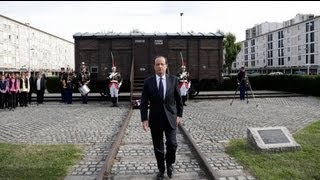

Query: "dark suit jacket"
(140, 74), (183, 129)
(34, 78), (46, 92)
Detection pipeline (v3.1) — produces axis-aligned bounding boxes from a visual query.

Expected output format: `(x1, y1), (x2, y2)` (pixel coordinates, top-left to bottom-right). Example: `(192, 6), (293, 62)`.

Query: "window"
(251, 47), (255, 53)
(251, 39), (255, 46)
(305, 44), (308, 53)
(306, 55), (308, 64)
(298, 55), (301, 61)
(268, 34), (273, 42)
(251, 54), (255, 60)
(278, 31), (284, 39)
(288, 47), (290, 52)
(306, 34), (309, 43)
(279, 40), (283, 47)
(310, 43), (314, 53)
(268, 51), (273, 58)
(278, 58), (284, 65)
(90, 66), (98, 73)
(268, 42), (273, 50)
(310, 32), (314, 42)
(310, 54), (314, 64)
(310, 21), (314, 31)
(306, 21), (314, 32)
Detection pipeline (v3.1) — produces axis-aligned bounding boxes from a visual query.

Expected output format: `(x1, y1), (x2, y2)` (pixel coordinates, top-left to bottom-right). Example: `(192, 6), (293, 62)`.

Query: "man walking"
(140, 56), (183, 179)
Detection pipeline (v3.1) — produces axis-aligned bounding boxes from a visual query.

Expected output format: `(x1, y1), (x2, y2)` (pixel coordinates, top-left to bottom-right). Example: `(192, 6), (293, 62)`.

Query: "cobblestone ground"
(0, 101), (130, 180)
(110, 110), (208, 180)
(183, 96), (320, 180)
(1, 96), (319, 180)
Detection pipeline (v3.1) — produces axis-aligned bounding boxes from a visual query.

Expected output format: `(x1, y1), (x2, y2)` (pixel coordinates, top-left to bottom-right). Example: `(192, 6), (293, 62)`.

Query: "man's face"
(154, 57), (167, 76)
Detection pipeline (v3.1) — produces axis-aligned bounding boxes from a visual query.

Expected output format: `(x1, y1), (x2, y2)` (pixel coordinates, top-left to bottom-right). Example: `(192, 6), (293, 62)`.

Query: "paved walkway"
(182, 97), (320, 179)
(0, 96), (319, 179)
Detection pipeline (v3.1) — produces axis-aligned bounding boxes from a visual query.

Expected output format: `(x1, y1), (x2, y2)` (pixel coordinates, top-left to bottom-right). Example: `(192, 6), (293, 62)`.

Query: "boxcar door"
(133, 38), (150, 78)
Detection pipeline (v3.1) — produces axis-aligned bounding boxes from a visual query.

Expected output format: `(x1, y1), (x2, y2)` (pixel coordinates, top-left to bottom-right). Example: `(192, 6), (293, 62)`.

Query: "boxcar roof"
(73, 32), (224, 38)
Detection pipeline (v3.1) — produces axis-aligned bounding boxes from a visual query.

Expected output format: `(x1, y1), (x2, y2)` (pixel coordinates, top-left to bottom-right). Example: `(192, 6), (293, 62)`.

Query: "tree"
(223, 32), (241, 74)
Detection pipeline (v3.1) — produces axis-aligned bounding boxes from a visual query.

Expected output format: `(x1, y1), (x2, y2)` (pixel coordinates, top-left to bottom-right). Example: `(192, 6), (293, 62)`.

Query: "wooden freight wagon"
(73, 32), (224, 99)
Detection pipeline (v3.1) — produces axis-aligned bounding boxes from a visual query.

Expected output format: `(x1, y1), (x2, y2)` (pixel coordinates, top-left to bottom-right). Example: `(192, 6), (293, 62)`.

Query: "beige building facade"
(234, 14), (320, 75)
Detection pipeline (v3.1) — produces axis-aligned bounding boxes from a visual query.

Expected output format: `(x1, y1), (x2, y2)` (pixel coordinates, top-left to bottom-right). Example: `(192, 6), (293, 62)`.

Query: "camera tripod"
(230, 77), (259, 107)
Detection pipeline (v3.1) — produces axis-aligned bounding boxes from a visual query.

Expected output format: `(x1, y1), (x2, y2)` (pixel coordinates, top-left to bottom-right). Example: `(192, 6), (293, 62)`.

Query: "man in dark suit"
(27, 71), (34, 105)
(140, 56), (183, 179)
(35, 72), (46, 104)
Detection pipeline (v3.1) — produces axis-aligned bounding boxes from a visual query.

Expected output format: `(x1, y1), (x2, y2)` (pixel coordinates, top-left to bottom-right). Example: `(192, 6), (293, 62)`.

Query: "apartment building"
(234, 14), (319, 75)
(0, 14), (74, 75)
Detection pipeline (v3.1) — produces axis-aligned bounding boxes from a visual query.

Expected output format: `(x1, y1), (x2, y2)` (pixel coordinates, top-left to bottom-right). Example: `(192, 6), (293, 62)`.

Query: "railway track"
(97, 108), (218, 180)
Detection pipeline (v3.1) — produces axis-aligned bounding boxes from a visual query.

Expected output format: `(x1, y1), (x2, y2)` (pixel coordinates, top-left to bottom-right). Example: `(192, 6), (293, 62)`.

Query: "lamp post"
(180, 12), (183, 33)
(29, 48), (35, 77)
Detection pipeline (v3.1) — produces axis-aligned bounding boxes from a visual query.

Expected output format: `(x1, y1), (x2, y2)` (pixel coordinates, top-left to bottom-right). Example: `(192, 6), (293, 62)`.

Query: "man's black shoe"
(167, 165), (173, 178)
(156, 171), (164, 179)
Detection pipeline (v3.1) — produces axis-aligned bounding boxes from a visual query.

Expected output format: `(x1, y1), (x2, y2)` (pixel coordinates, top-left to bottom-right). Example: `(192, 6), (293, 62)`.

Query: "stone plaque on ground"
(247, 127), (301, 152)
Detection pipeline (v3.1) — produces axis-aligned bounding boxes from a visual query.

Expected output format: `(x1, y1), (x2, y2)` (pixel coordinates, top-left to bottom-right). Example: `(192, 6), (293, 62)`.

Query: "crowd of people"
(0, 71), (47, 110)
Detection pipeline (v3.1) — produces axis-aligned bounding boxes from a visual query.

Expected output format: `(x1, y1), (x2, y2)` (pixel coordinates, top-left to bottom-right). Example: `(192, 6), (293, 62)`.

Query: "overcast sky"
(1, 1), (320, 42)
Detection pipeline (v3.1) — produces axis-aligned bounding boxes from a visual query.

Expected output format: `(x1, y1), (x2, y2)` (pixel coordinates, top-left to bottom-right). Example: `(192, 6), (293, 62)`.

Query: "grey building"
(234, 14), (319, 75)
(0, 14), (74, 75)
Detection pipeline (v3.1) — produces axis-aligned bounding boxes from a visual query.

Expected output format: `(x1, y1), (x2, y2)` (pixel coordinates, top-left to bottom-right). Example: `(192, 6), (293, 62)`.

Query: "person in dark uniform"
(35, 72), (46, 104)
(77, 62), (90, 104)
(177, 65), (190, 106)
(0, 74), (7, 109)
(59, 67), (67, 103)
(140, 56), (183, 179)
(237, 67), (248, 100)
(27, 71), (34, 105)
(65, 71), (75, 104)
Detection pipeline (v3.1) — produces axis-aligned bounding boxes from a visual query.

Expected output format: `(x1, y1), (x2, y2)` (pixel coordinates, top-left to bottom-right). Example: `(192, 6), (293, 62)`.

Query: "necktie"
(159, 77), (164, 100)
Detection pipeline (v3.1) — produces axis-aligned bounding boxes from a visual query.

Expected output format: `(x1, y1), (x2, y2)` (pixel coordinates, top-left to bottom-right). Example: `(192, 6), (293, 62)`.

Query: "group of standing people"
(58, 62), (123, 107)
(0, 71), (47, 110)
(59, 62), (91, 105)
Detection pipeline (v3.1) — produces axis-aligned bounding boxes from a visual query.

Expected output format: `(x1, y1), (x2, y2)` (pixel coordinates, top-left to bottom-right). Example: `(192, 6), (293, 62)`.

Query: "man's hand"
(142, 120), (149, 132)
(176, 117), (182, 127)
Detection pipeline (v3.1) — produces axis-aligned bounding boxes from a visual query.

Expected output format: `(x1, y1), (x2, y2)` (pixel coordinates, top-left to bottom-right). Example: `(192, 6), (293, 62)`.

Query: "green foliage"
(223, 32), (241, 74)
(0, 143), (84, 179)
(226, 121), (320, 180)
(46, 77), (60, 93)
